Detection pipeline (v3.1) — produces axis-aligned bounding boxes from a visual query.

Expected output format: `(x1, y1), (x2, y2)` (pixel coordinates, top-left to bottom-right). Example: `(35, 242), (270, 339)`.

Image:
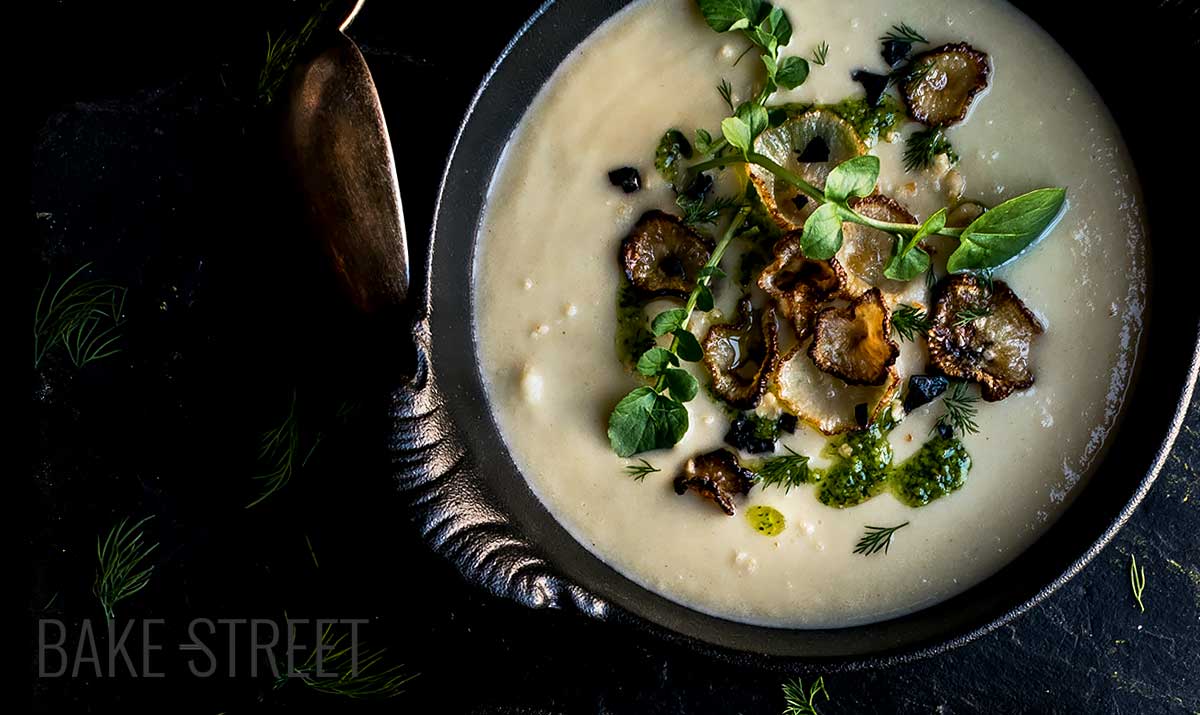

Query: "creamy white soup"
(473, 0), (1145, 627)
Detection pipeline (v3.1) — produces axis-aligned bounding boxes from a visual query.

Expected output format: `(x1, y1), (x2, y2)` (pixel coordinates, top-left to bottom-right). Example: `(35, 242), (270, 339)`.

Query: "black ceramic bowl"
(387, 0), (1200, 668)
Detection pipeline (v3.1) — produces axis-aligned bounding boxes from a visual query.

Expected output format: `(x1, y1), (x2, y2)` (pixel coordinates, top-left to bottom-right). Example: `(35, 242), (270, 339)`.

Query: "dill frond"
(903, 127), (957, 172)
(623, 459), (660, 482)
(753, 446), (811, 493)
(783, 676), (829, 715)
(94, 516), (158, 620)
(891, 304), (932, 342)
(935, 381), (980, 437)
(853, 522), (909, 556)
(278, 622), (417, 699)
(34, 263), (127, 368)
(810, 41), (829, 66)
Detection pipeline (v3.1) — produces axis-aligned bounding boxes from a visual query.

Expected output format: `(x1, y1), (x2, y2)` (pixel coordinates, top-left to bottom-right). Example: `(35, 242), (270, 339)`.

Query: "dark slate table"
(30, 1), (1200, 712)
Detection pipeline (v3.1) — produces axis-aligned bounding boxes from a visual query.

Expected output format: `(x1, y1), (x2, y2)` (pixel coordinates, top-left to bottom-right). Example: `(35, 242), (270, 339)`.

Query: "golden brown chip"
(771, 345), (901, 435)
(701, 297), (780, 409)
(809, 288), (900, 386)
(620, 210), (713, 297)
(927, 273), (1044, 401)
(757, 232), (846, 340)
(902, 42), (990, 127)
(749, 109), (868, 230)
(837, 195), (924, 301)
(673, 448), (754, 516)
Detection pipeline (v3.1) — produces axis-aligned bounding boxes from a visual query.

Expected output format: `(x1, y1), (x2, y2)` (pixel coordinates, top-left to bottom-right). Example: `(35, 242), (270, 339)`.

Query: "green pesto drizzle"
(780, 419), (972, 509)
(825, 95), (905, 146)
(614, 277), (656, 370)
(891, 435), (972, 506)
(745, 505), (786, 536)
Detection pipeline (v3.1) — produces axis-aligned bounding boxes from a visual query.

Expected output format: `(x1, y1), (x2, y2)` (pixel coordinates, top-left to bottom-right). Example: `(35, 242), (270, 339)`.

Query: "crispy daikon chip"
(673, 448), (754, 516)
(620, 210), (713, 297)
(701, 297), (779, 409)
(757, 232), (846, 340)
(837, 195), (927, 305)
(771, 344), (901, 435)
(927, 274), (1044, 401)
(902, 43), (990, 127)
(809, 288), (900, 386)
(749, 109), (867, 230)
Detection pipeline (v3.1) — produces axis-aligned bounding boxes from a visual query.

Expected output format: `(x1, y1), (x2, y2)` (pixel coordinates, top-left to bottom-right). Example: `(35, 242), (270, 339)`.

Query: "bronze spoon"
(281, 0), (409, 315)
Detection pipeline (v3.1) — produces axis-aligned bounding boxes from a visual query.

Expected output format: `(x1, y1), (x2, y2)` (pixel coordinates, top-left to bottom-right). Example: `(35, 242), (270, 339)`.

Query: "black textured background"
(29, 1), (1200, 712)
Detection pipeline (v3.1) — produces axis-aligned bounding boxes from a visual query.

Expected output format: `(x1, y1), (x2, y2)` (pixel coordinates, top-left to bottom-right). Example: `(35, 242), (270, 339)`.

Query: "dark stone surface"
(29, 1), (1199, 712)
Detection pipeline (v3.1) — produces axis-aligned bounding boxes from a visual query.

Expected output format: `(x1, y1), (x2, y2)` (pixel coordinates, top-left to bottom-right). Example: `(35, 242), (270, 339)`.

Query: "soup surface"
(473, 0), (1145, 627)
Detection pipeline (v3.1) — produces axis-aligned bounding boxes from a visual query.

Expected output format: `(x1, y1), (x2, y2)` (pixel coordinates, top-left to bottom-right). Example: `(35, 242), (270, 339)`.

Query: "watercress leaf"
(607, 386), (689, 457)
(800, 202), (843, 259)
(696, 0), (762, 32)
(823, 155), (880, 203)
(884, 243), (931, 281)
(721, 116), (752, 154)
(947, 188), (1067, 272)
(636, 347), (679, 377)
(695, 127), (714, 153)
(774, 56), (810, 89)
(750, 6), (791, 54)
(664, 368), (700, 403)
(914, 206), (947, 243)
(651, 308), (688, 336)
(695, 284), (715, 311)
(673, 328), (705, 361)
(698, 265), (727, 280)
(761, 53), (778, 79)
(734, 102), (769, 142)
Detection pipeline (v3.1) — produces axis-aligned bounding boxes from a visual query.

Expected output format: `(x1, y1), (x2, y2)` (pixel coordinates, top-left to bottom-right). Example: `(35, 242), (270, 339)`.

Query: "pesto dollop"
(891, 435), (972, 506)
(815, 421), (894, 508)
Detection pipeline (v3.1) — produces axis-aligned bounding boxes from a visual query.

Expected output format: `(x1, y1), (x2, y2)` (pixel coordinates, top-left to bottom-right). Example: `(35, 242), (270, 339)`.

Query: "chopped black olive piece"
(854, 402), (869, 427)
(809, 288), (900, 386)
(749, 109), (867, 230)
(927, 274), (1044, 401)
(851, 70), (891, 108)
(758, 232), (847, 340)
(620, 210), (714, 297)
(778, 413), (798, 434)
(681, 172), (714, 203)
(881, 39), (911, 68)
(903, 374), (950, 413)
(936, 420), (955, 440)
(673, 448), (754, 515)
(790, 195), (809, 212)
(796, 136), (830, 163)
(702, 297), (780, 409)
(901, 43), (990, 127)
(724, 411), (782, 454)
(608, 166), (642, 193)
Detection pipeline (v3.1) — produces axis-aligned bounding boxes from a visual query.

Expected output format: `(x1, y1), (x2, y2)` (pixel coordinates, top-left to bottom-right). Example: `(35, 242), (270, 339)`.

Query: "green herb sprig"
(782, 676), (829, 715)
(256, 1), (332, 106)
(95, 516), (158, 620)
(247, 391), (321, 508)
(935, 381), (980, 437)
(854, 522), (909, 556)
(624, 459), (661, 481)
(891, 304), (932, 342)
(954, 304), (993, 327)
(882, 23), (928, 45)
(753, 446), (811, 492)
(278, 622), (416, 700)
(608, 206), (753, 456)
(1130, 554), (1147, 613)
(903, 127), (958, 172)
(34, 263), (127, 369)
(810, 41), (829, 66)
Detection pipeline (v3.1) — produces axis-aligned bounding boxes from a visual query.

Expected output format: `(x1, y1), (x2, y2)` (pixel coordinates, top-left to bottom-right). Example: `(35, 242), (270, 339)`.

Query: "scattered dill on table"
(34, 263), (127, 369)
(256, 1), (333, 106)
(782, 676), (829, 715)
(277, 621), (417, 699)
(94, 516), (158, 620)
(1130, 553), (1147, 613)
(247, 391), (321, 507)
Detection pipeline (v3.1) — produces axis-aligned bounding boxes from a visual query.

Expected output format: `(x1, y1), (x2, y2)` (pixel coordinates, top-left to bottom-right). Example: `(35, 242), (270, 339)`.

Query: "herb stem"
(652, 206), (751, 391)
(688, 153), (966, 239)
